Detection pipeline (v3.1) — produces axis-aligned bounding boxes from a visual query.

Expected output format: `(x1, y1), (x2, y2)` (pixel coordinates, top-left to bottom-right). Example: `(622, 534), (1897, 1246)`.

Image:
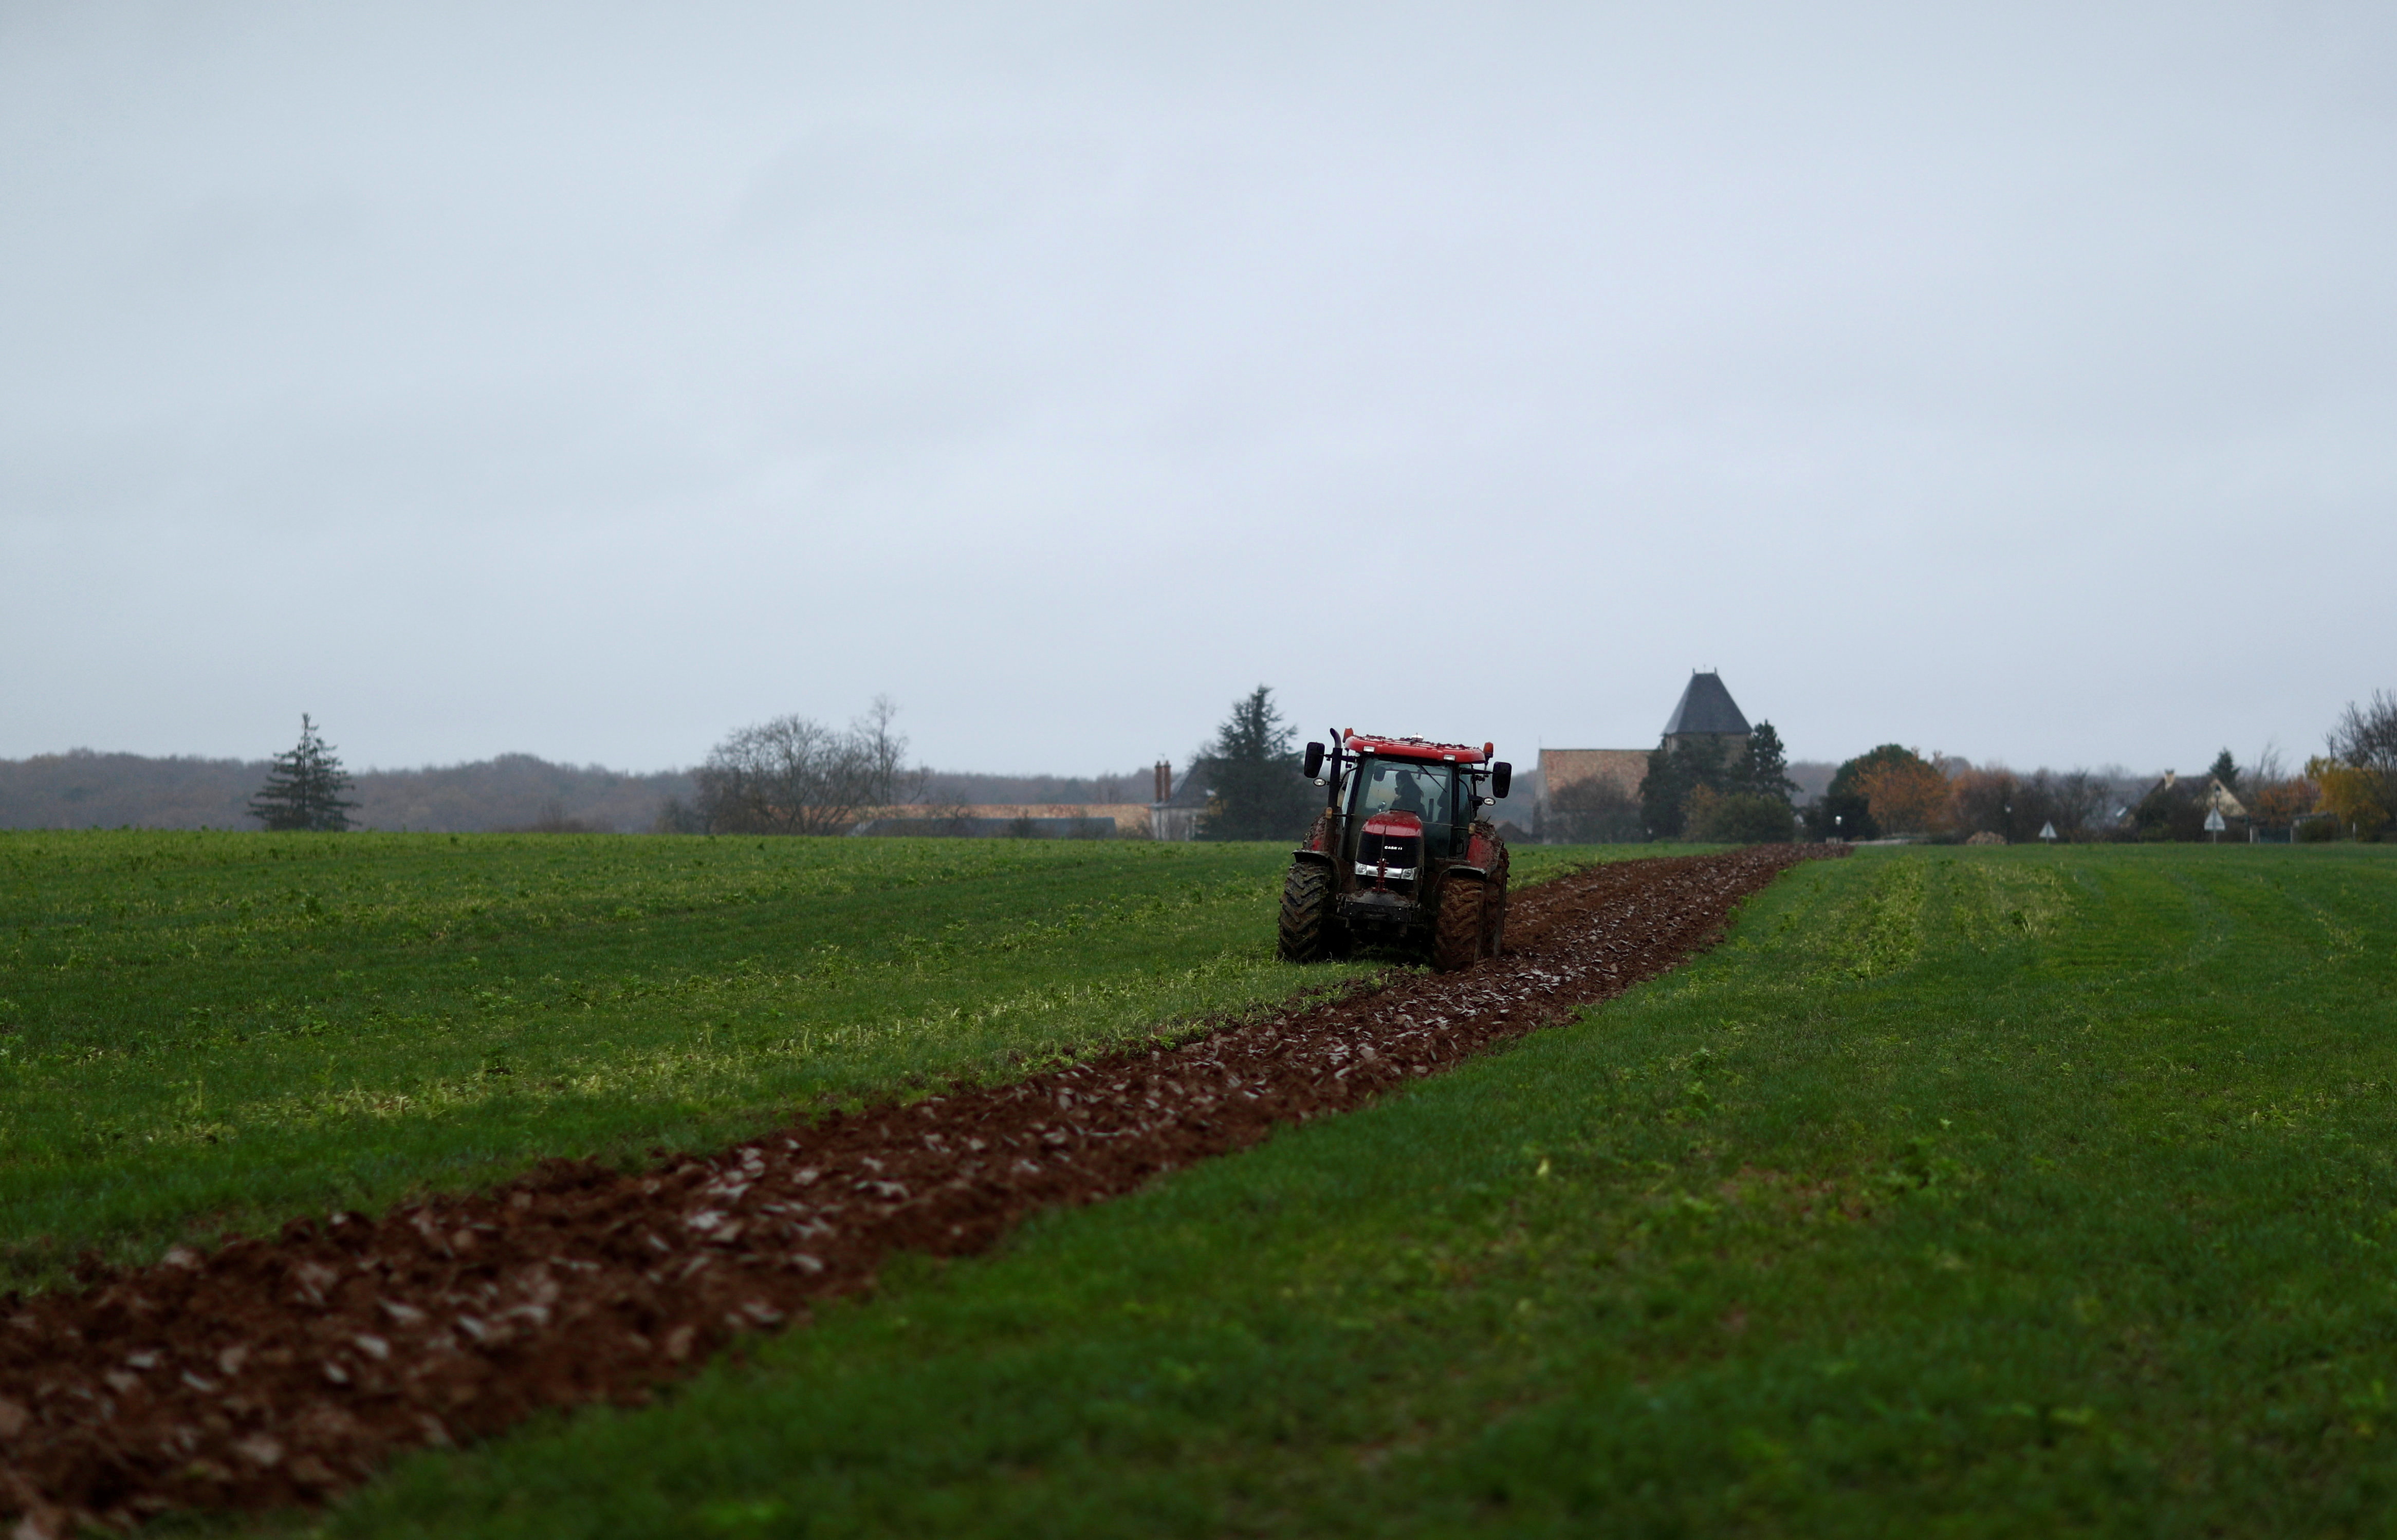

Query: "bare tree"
(2322, 690), (2397, 833)
(692, 699), (926, 836)
(2044, 770), (2111, 837)
(856, 695), (920, 810)
(1949, 765), (2020, 840)
(2329, 691), (2397, 777)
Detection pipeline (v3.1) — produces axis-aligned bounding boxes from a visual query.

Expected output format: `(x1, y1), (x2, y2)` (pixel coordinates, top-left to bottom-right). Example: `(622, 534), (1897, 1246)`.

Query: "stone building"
(1533, 748), (1650, 809)
(1538, 671), (1757, 837)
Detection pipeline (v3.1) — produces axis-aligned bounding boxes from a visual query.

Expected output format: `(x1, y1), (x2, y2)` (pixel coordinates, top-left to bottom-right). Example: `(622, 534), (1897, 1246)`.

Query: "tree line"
(219, 701), (1218, 841)
(215, 682), (2397, 844)
(1799, 689), (2396, 842)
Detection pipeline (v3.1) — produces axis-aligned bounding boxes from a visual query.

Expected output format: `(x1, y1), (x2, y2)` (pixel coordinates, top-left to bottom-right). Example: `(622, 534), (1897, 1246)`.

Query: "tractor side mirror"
(1302, 741), (1325, 778)
(1490, 761), (1513, 800)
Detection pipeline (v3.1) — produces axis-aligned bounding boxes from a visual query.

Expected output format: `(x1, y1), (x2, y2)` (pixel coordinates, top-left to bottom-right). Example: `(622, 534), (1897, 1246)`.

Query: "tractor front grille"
(1354, 831), (1421, 883)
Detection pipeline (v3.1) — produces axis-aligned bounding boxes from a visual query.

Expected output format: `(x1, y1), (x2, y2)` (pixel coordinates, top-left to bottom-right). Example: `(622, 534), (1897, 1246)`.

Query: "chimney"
(1154, 760), (1171, 804)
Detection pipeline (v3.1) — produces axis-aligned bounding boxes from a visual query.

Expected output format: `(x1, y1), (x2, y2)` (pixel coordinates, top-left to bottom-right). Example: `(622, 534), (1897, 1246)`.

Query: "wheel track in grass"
(0, 844), (1844, 1534)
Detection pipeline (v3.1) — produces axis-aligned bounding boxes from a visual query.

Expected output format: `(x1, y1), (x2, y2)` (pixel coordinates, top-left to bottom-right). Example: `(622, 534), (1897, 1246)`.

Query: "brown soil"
(0, 845), (1842, 1534)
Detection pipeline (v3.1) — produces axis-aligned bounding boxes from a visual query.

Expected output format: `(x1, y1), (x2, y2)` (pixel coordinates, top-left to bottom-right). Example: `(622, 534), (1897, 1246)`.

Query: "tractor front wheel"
(1277, 862), (1335, 963)
(1431, 878), (1484, 973)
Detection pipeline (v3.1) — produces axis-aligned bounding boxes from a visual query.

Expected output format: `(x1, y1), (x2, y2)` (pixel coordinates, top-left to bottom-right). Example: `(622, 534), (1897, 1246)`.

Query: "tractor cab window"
(1349, 758), (1458, 850)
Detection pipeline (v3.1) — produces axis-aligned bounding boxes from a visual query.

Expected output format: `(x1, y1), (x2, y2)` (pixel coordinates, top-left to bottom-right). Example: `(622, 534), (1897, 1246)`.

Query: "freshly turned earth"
(0, 844), (1842, 1534)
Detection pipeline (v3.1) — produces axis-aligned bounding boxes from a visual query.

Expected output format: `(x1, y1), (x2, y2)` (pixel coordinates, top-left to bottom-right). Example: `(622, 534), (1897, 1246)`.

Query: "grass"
(276, 843), (2397, 1538)
(0, 830), (1620, 1289)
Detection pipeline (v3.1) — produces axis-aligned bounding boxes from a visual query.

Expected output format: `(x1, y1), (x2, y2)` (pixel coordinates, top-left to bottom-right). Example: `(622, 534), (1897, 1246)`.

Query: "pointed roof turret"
(1662, 671), (1750, 738)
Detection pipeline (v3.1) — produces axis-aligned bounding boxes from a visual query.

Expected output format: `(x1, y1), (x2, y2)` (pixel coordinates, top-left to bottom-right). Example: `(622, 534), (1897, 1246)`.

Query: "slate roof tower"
(1660, 671), (1751, 755)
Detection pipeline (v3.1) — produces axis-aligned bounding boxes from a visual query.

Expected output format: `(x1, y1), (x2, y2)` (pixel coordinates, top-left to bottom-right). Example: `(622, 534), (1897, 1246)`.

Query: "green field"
(14, 837), (2397, 1535)
(278, 844), (2394, 1538)
(0, 831), (1609, 1291)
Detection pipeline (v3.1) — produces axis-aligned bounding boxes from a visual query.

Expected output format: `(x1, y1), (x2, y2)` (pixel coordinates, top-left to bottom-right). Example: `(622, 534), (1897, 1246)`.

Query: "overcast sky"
(4, 2), (2391, 778)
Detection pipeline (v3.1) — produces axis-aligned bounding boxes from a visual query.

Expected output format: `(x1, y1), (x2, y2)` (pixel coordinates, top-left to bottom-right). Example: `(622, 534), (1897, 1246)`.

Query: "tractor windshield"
(1347, 757), (1461, 852)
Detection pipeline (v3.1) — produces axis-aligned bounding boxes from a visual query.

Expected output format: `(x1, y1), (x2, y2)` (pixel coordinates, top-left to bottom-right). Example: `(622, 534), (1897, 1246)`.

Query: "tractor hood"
(1355, 811), (1423, 888)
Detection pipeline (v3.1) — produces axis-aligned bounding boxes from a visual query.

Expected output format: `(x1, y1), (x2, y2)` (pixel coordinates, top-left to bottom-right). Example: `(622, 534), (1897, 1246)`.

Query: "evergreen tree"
(1667, 720), (1799, 842)
(248, 715), (359, 831)
(2208, 748), (2239, 791)
(1193, 685), (1317, 841)
(1640, 744), (1686, 837)
(1734, 720), (1798, 800)
(1640, 736), (1730, 839)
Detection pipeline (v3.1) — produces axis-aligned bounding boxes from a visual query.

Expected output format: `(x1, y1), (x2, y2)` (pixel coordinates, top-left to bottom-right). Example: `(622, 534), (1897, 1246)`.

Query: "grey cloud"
(3, 1), (2392, 776)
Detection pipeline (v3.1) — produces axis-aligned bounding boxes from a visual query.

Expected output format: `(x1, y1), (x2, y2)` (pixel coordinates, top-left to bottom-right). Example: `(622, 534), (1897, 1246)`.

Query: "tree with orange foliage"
(2244, 772), (2320, 827)
(2306, 757), (2387, 837)
(1855, 751), (1952, 837)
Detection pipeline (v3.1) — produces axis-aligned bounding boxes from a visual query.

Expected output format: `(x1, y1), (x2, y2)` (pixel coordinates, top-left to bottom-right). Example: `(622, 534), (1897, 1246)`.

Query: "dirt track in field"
(1, 844), (1843, 1534)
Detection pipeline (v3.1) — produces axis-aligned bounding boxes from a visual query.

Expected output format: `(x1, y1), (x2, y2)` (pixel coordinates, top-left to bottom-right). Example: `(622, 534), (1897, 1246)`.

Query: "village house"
(1148, 759), (1211, 841)
(2149, 769), (2247, 819)
(2119, 769), (2250, 842)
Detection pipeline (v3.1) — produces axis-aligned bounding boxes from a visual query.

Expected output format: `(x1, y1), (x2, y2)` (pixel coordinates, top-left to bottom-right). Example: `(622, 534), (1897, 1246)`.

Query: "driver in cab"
(1363, 766), (1434, 821)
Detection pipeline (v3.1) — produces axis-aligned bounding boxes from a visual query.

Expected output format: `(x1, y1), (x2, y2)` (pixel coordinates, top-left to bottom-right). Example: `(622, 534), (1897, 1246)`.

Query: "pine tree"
(1734, 720), (1798, 800)
(1193, 685), (1317, 841)
(1639, 743), (1687, 837)
(2208, 748), (2240, 791)
(248, 715), (359, 831)
(1642, 735), (1730, 838)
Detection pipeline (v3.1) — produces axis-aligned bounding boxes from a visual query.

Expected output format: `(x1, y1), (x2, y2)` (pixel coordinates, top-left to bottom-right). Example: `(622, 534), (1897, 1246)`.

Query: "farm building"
(1538, 671), (1757, 838)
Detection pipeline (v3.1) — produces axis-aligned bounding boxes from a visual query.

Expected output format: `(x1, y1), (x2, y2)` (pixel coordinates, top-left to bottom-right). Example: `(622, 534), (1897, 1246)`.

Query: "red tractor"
(1277, 731), (1513, 971)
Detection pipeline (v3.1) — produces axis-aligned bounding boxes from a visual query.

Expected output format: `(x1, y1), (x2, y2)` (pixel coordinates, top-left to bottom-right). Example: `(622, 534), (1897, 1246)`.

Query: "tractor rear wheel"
(1431, 877), (1484, 973)
(1277, 862), (1335, 963)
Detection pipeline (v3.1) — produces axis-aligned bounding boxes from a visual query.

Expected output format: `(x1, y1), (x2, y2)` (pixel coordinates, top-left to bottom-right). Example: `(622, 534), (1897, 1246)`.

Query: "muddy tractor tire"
(1430, 876), (1485, 973)
(1277, 862), (1336, 963)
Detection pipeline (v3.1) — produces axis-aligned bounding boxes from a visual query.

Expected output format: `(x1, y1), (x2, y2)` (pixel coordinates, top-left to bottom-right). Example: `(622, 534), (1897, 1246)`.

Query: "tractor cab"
(1341, 756), (1465, 901)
